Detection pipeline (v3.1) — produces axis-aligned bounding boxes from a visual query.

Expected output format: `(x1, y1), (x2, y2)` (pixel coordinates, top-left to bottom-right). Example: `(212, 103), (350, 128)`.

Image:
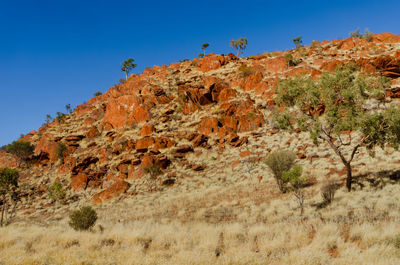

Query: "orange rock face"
(264, 56), (287, 73)
(140, 123), (155, 137)
(92, 180), (130, 203)
(104, 95), (150, 129)
(34, 135), (59, 162)
(371, 33), (400, 43)
(197, 53), (234, 72)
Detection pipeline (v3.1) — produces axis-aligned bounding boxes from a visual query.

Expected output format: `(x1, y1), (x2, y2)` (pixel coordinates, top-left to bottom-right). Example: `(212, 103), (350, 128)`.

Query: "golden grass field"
(2, 169), (400, 265)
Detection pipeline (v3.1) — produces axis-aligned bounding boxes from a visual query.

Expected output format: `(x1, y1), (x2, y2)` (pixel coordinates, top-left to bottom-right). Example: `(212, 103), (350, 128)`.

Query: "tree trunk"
(125, 72), (128, 80)
(345, 162), (352, 192)
(1, 197), (5, 227)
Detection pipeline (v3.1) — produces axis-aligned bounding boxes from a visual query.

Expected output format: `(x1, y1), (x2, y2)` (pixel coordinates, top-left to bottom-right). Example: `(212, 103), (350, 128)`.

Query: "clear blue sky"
(0, 0), (399, 146)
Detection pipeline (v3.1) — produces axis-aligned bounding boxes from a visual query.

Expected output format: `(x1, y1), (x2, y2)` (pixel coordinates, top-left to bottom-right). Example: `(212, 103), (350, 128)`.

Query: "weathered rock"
(92, 180), (130, 203)
(135, 137), (154, 152)
(175, 145), (194, 153)
(140, 123), (155, 137)
(34, 135), (59, 162)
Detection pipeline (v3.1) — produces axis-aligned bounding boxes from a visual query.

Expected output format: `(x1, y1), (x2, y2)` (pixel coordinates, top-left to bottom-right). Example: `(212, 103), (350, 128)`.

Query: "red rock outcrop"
(92, 180), (130, 203)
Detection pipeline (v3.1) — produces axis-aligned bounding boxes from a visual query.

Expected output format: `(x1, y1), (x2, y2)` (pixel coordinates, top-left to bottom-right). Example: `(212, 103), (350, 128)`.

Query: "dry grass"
(3, 174), (400, 264)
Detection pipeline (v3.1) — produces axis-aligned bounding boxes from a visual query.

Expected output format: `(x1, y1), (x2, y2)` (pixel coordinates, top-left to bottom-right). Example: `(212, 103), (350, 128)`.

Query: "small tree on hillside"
(2, 141), (34, 167)
(293, 36), (303, 49)
(121, 58), (137, 80)
(274, 64), (400, 191)
(230, 38), (247, 57)
(0, 168), (19, 226)
(201, 43), (209, 56)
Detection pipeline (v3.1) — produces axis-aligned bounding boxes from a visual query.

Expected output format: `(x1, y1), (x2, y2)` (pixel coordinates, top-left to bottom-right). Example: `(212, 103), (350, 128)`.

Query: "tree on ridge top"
(121, 58), (137, 80)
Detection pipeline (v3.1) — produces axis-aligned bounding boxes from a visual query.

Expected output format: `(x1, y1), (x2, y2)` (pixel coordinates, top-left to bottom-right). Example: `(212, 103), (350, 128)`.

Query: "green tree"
(230, 38), (247, 57)
(94, 91), (102, 97)
(0, 168), (19, 226)
(2, 141), (34, 167)
(201, 43), (209, 56)
(121, 58), (137, 80)
(45, 114), (53, 124)
(65, 104), (72, 114)
(292, 36), (303, 49)
(274, 64), (400, 191)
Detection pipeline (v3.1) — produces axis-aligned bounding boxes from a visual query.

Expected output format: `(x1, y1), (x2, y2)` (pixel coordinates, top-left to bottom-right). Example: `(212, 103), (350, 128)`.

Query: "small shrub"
(56, 112), (66, 123)
(144, 164), (163, 179)
(265, 150), (297, 193)
(321, 180), (336, 205)
(393, 234), (400, 249)
(191, 60), (198, 67)
(273, 111), (292, 129)
(69, 206), (98, 231)
(350, 28), (373, 42)
(282, 165), (307, 214)
(285, 53), (301, 67)
(56, 143), (68, 163)
(238, 65), (256, 78)
(94, 91), (102, 97)
(119, 78), (126, 84)
(48, 181), (66, 202)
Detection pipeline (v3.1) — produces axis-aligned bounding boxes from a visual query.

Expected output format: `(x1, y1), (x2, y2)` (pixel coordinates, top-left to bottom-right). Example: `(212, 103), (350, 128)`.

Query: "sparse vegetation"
(48, 181), (66, 202)
(69, 206), (98, 231)
(144, 164), (163, 179)
(56, 112), (66, 123)
(350, 28), (373, 42)
(274, 64), (399, 191)
(94, 91), (102, 97)
(56, 143), (68, 163)
(321, 180), (336, 205)
(265, 150), (297, 193)
(238, 65), (255, 77)
(230, 38), (247, 57)
(0, 168), (18, 226)
(282, 165), (307, 214)
(2, 141), (34, 166)
(285, 53), (301, 67)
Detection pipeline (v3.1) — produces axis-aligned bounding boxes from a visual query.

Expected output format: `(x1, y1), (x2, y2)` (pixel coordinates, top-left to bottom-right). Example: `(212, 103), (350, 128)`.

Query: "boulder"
(92, 180), (130, 203)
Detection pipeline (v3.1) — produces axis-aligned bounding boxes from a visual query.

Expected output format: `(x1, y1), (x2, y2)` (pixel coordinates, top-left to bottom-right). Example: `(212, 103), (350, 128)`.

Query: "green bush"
(350, 28), (373, 42)
(56, 143), (68, 163)
(56, 112), (66, 123)
(144, 164), (163, 179)
(285, 54), (301, 67)
(2, 141), (34, 166)
(48, 181), (66, 202)
(94, 91), (102, 97)
(69, 206), (98, 231)
(238, 65), (256, 78)
(265, 150), (297, 193)
(282, 165), (307, 214)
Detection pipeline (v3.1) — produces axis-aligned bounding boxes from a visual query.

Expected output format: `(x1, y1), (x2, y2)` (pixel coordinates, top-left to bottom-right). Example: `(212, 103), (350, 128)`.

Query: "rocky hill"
(2, 32), (400, 215)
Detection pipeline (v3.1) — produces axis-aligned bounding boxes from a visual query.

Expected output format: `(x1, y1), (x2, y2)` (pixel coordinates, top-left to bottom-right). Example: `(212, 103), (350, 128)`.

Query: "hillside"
(2, 32), (400, 264)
